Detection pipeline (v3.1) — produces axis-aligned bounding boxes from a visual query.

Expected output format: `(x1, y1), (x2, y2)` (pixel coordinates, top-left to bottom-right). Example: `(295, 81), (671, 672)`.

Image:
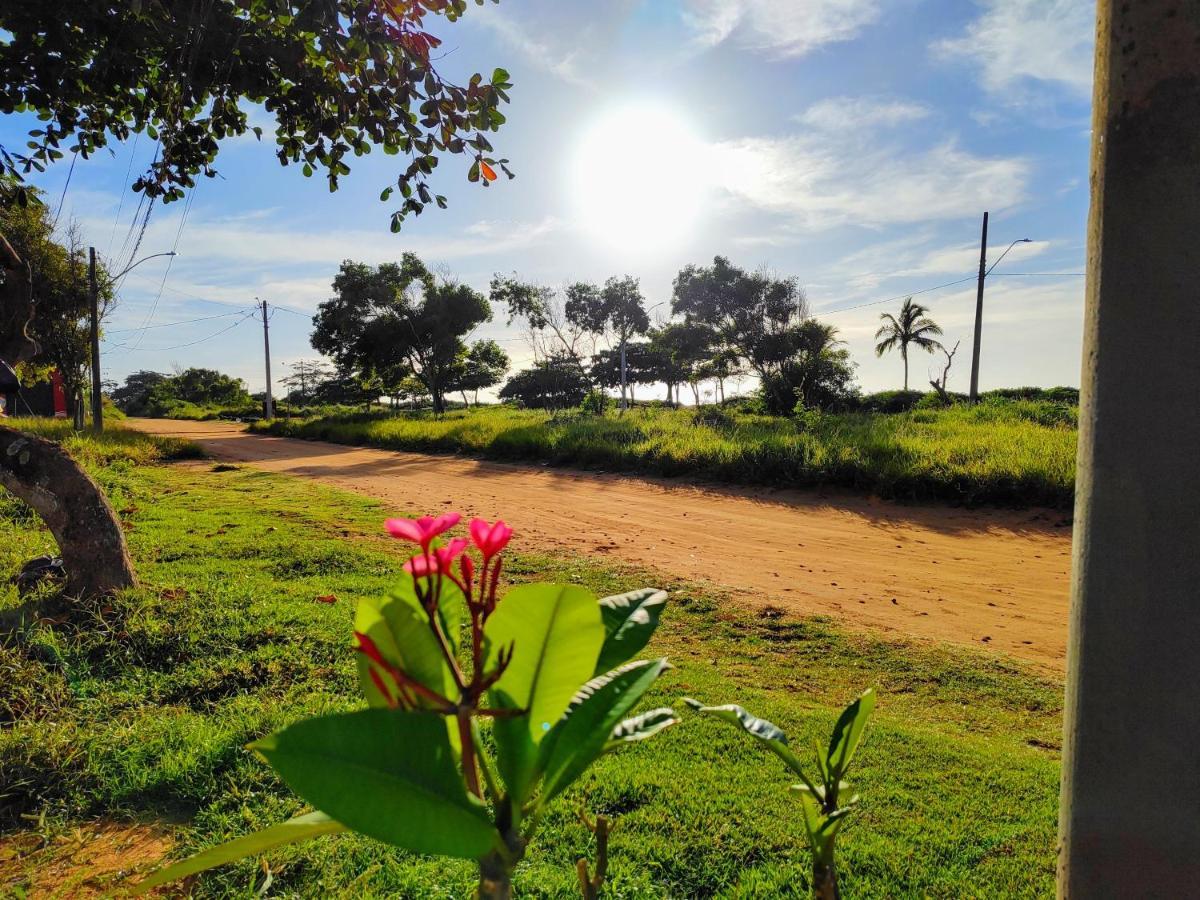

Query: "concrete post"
(1058, 2), (1200, 897)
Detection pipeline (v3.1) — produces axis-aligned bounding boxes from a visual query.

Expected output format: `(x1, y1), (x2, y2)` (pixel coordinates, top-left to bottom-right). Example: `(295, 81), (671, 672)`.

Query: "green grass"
(0, 429), (1061, 897)
(256, 400), (1077, 509)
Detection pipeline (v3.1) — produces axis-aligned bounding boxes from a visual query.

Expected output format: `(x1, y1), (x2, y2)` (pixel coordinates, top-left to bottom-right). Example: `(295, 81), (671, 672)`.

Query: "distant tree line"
(112, 368), (252, 416)
(492, 256), (857, 415)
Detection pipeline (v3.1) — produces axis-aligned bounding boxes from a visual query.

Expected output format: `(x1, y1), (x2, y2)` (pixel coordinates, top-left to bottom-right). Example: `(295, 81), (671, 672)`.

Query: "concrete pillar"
(1058, 2), (1200, 896)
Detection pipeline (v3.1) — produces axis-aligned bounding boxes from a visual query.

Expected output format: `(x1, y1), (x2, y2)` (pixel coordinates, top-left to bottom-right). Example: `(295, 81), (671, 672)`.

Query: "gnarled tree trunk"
(0, 425), (137, 597)
(1, 231), (137, 598)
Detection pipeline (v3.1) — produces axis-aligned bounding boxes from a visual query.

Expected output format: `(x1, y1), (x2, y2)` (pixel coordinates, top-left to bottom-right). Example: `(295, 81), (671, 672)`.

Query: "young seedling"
(686, 689), (875, 900)
(133, 514), (677, 899)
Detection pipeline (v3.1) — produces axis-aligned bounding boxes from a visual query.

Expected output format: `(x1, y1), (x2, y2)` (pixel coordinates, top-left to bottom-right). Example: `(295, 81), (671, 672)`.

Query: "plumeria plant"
(686, 689), (875, 900)
(135, 513), (676, 898)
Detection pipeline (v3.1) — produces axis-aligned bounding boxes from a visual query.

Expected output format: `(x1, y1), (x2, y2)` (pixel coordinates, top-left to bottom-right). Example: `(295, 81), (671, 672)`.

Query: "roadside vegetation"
(257, 393), (1078, 509)
(0, 428), (1060, 897)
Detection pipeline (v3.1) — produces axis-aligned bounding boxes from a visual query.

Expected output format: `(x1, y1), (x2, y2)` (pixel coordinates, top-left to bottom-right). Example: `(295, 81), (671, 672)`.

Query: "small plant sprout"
(133, 514), (677, 899)
(685, 688), (876, 900)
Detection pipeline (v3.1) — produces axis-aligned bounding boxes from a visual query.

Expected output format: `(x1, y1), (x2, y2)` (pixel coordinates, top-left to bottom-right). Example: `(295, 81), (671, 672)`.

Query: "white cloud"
(709, 135), (1029, 228)
(684, 0), (882, 57)
(935, 0), (1094, 101)
(796, 97), (931, 132)
(470, 10), (588, 87)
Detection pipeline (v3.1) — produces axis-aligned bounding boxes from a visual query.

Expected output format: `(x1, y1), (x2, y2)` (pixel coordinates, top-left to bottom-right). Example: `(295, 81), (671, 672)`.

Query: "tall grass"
(257, 401), (1077, 508)
(2, 418), (204, 468)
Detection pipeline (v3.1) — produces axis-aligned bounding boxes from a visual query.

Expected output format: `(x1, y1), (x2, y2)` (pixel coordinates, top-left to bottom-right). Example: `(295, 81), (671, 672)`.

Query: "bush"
(854, 390), (926, 414)
(580, 389), (610, 416)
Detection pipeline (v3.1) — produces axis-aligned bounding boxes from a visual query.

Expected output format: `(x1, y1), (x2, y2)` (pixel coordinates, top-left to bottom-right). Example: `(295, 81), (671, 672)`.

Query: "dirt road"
(130, 418), (1073, 672)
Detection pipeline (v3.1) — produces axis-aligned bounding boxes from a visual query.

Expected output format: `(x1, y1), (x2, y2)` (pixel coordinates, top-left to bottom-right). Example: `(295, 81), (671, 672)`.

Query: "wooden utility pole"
(88, 246), (103, 432)
(260, 298), (274, 420)
(968, 212), (988, 403)
(1058, 2), (1200, 896)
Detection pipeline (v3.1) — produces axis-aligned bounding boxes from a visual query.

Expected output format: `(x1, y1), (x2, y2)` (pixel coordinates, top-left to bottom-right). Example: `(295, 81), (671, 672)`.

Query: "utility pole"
(968, 212), (988, 403)
(260, 298), (274, 420)
(1058, 2), (1200, 896)
(88, 246), (103, 432)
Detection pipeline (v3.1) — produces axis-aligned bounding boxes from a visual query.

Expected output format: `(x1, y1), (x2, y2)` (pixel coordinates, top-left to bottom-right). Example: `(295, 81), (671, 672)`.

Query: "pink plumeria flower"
(385, 513), (461, 550)
(404, 537), (469, 576)
(470, 517), (513, 561)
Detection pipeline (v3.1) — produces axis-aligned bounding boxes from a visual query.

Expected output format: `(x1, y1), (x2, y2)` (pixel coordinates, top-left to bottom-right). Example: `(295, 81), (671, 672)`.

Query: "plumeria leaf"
(684, 699), (822, 796)
(825, 688), (876, 782)
(604, 707), (679, 752)
(537, 658), (669, 805)
(251, 709), (499, 860)
(129, 811), (345, 895)
(354, 576), (462, 710)
(595, 589), (668, 675)
(484, 583), (605, 743)
(489, 690), (539, 808)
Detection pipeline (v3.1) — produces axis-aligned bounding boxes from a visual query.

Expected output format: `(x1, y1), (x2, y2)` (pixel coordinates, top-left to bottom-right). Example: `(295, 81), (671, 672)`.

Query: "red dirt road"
(130, 418), (1073, 673)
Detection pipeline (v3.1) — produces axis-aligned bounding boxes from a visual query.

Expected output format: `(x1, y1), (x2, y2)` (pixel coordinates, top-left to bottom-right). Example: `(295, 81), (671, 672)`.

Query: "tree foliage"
(0, 184), (109, 405)
(311, 255), (491, 414)
(449, 339), (509, 405)
(672, 256), (856, 414)
(498, 356), (588, 410)
(0, 0), (513, 227)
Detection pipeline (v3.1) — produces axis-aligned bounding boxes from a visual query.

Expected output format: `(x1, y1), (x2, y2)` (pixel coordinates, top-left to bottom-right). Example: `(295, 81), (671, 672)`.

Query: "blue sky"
(2, 0), (1096, 398)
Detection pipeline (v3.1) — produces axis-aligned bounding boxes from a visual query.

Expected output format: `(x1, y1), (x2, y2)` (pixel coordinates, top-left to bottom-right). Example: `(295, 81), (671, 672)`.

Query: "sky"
(1, 0), (1096, 399)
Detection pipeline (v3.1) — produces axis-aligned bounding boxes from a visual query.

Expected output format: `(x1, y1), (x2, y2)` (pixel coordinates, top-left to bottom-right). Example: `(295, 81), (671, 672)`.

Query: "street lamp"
(968, 210), (1031, 403)
(89, 247), (177, 432)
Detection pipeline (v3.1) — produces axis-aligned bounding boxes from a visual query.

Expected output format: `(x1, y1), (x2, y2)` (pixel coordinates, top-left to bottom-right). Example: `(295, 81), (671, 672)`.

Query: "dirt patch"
(129, 418), (1073, 673)
(0, 820), (174, 897)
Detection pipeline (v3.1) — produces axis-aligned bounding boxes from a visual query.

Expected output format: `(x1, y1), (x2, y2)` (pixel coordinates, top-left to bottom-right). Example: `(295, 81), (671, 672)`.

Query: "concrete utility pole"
(1058, 2), (1200, 897)
(260, 298), (274, 420)
(88, 246), (103, 432)
(968, 212), (988, 403)
(87, 244), (102, 432)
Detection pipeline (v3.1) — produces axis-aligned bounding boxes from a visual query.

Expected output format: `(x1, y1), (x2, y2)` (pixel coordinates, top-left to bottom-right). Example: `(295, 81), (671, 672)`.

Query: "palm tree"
(874, 297), (943, 391)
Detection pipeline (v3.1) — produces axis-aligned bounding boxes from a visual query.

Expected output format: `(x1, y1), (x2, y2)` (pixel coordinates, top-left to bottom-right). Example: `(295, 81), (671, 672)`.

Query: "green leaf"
(825, 688), (875, 782)
(595, 589), (667, 675)
(604, 707), (679, 752)
(684, 699), (820, 794)
(484, 583), (604, 743)
(537, 659), (669, 805)
(130, 811), (344, 895)
(251, 709), (499, 859)
(354, 576), (462, 710)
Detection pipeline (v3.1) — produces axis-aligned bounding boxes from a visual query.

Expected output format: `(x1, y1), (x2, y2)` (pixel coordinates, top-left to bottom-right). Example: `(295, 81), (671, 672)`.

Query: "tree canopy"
(874, 297), (943, 391)
(0, 0), (513, 227)
(311, 254), (491, 413)
(498, 356), (588, 410)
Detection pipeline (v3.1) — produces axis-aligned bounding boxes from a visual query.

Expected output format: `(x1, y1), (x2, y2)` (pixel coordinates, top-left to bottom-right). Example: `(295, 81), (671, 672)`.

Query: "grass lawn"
(0, 425), (1062, 897)
(255, 401), (1077, 510)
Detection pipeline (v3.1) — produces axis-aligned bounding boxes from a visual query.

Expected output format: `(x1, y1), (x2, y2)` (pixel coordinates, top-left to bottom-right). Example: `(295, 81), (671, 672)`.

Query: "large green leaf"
(537, 659), (669, 805)
(684, 699), (820, 795)
(251, 709), (499, 859)
(604, 707), (679, 753)
(484, 583), (604, 743)
(129, 811), (344, 895)
(489, 691), (539, 808)
(595, 588), (667, 675)
(354, 576), (463, 709)
(825, 688), (876, 782)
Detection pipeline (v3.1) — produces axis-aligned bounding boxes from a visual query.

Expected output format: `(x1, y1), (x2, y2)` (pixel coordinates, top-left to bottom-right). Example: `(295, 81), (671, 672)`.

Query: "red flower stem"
(458, 709), (481, 799)
(354, 632), (455, 712)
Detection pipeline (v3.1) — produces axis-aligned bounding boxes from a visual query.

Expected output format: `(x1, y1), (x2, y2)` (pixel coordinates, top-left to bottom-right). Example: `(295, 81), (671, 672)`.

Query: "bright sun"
(571, 103), (709, 254)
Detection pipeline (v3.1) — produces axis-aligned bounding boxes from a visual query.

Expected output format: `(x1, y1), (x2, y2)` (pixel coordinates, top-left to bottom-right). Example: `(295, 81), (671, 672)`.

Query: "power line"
(814, 276), (977, 317)
(989, 272), (1086, 277)
(102, 309), (247, 335)
(105, 310), (256, 352)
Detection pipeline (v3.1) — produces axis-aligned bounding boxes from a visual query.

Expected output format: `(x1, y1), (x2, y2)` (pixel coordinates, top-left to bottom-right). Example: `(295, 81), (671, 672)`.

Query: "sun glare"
(571, 103), (709, 254)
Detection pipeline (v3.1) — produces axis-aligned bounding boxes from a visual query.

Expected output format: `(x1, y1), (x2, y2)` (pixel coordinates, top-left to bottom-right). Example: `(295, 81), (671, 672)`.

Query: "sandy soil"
(129, 418), (1073, 673)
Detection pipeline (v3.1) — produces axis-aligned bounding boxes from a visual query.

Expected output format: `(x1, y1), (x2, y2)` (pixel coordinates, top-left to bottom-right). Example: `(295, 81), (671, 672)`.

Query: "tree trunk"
(461, 391), (469, 409)
(0, 424), (137, 598)
(813, 860), (839, 900)
(477, 851), (512, 900)
(902, 347), (909, 391)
